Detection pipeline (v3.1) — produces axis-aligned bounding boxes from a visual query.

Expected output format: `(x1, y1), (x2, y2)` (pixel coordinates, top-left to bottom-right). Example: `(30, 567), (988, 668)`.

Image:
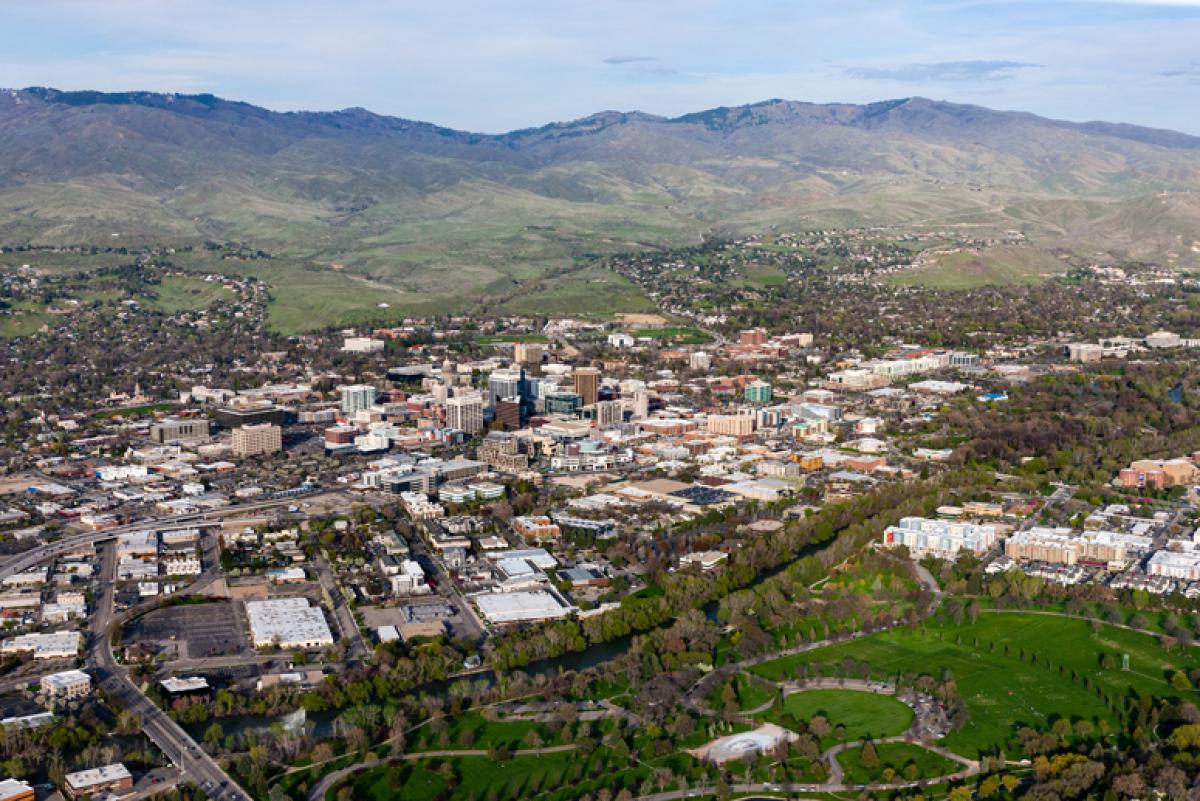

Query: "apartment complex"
(882, 517), (997, 559)
(707, 414), (755, 437)
(1005, 527), (1153, 566)
(446, 393), (484, 434)
(232, 423), (282, 457)
(340, 384), (378, 415)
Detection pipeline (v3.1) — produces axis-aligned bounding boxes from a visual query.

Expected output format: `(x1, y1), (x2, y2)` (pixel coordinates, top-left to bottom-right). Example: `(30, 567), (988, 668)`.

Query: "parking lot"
(125, 601), (249, 659)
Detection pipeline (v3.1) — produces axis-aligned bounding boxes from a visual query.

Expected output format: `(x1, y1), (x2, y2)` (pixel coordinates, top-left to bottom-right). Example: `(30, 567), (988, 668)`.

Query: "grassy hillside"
(891, 245), (1071, 288)
(3, 90), (1200, 317)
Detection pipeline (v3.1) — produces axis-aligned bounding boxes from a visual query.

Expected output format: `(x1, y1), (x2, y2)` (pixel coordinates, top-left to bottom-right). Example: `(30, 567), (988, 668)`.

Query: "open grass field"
(889, 245), (1069, 289)
(750, 611), (1200, 757)
(836, 742), (960, 785)
(342, 749), (657, 801)
(409, 710), (579, 752)
(0, 301), (50, 338)
(143, 275), (235, 313)
(737, 263), (789, 287)
(769, 689), (913, 744)
(493, 265), (654, 317)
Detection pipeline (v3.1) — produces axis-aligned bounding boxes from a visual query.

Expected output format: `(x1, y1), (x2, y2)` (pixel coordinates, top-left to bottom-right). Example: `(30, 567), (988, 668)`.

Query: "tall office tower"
(487, 367), (524, 406)
(446, 392), (484, 434)
(495, 398), (523, 430)
(573, 366), (601, 407)
(632, 389), (650, 420)
(593, 399), (624, 429)
(689, 351), (712, 371)
(513, 342), (544, 364)
(340, 384), (377, 415)
(745, 379), (773, 404)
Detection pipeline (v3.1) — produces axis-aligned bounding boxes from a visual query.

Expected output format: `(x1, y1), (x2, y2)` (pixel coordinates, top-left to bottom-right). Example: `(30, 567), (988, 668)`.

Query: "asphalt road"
(0, 497), (302, 584)
(88, 540), (254, 801)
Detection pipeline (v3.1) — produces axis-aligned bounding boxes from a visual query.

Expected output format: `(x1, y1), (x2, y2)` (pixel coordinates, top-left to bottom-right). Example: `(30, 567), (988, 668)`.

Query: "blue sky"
(3, 0), (1200, 133)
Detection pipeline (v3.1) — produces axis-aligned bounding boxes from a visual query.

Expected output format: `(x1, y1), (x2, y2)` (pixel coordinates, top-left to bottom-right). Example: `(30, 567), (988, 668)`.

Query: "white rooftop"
(475, 590), (572, 624)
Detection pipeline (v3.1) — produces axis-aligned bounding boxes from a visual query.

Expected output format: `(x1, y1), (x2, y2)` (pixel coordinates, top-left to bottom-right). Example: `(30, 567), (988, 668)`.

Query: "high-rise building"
(593, 400), (624, 429)
(150, 418), (211, 443)
(232, 423), (283, 457)
(632, 389), (650, 420)
(544, 391), (583, 416)
(689, 352), (712, 371)
(446, 393), (484, 434)
(706, 414), (755, 437)
(513, 342), (544, 364)
(495, 398), (522, 430)
(574, 367), (601, 407)
(488, 367), (525, 407)
(745, 379), (772, 404)
(340, 384), (377, 415)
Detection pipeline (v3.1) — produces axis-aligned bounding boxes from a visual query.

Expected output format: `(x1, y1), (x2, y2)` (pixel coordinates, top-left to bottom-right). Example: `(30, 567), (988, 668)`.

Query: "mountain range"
(2, 87), (1200, 317)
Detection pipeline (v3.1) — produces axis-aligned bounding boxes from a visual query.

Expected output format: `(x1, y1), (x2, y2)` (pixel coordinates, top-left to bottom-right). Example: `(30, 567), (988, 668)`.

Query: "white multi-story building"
(390, 560), (428, 595)
(400, 491), (444, 520)
(882, 517), (997, 559)
(446, 393), (485, 434)
(340, 384), (378, 415)
(592, 400), (624, 429)
(342, 336), (385, 353)
(632, 389), (650, 420)
(161, 555), (202, 576)
(1149, 548), (1200, 581)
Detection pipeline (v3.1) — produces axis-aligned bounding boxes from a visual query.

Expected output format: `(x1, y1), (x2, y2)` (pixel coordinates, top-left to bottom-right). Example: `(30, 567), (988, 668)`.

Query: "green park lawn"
(143, 275), (235, 313)
(750, 611), (1200, 757)
(768, 689), (914, 744)
(708, 674), (777, 713)
(836, 742), (960, 785)
(342, 750), (654, 801)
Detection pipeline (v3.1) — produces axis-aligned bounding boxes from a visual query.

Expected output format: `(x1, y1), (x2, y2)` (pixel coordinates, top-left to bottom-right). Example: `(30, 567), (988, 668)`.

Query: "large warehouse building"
(245, 598), (334, 650)
(474, 590), (573, 625)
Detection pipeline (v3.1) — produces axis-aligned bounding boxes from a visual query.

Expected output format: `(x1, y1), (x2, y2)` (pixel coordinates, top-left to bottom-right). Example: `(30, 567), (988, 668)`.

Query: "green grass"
(93, 402), (178, 419)
(770, 689), (913, 743)
(709, 675), (776, 712)
(412, 711), (562, 752)
(0, 301), (50, 338)
(836, 743), (960, 785)
(738, 263), (789, 287)
(343, 750), (654, 801)
(493, 265), (654, 317)
(143, 275), (235, 313)
(750, 611), (1200, 757)
(890, 245), (1069, 289)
